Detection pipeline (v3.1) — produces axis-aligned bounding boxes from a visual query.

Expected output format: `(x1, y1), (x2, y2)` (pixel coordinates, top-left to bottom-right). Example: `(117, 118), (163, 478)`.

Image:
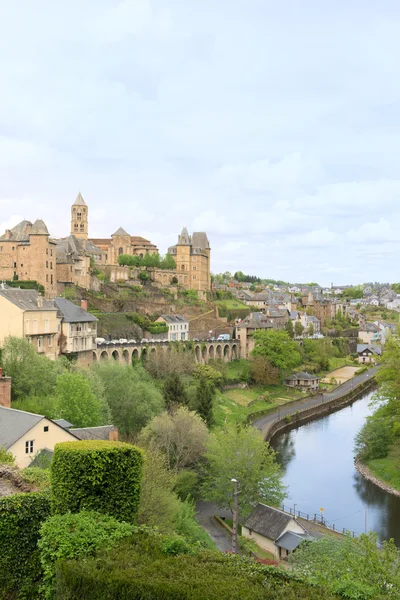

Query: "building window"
(51, 275), (53, 284)
(13, 262), (16, 268)
(33, 320), (38, 334)
(46, 261), (48, 268)
(38, 337), (42, 349)
(193, 275), (196, 280)
(25, 440), (34, 454)
(118, 248), (123, 255)
(193, 266), (196, 271)
(46, 275), (48, 282)
(77, 212), (82, 221)
(50, 262), (53, 269)
(44, 425), (49, 432)
(45, 319), (50, 333)
(48, 335), (52, 346)
(46, 248), (48, 255)
(80, 224), (84, 231)
(50, 249), (53, 257)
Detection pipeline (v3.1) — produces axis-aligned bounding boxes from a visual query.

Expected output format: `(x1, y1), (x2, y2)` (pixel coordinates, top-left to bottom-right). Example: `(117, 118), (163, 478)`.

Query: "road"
(253, 366), (378, 435)
(196, 501), (233, 552)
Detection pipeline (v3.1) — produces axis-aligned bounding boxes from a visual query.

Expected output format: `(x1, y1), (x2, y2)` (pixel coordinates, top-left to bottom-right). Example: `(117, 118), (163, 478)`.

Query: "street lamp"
(231, 478), (239, 554)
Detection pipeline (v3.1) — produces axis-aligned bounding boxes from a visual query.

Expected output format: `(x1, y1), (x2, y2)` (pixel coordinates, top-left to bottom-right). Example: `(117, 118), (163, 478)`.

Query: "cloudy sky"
(1, 1), (400, 286)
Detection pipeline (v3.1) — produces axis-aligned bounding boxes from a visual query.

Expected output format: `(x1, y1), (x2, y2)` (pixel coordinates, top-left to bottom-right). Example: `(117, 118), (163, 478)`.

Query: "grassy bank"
(366, 441), (400, 492)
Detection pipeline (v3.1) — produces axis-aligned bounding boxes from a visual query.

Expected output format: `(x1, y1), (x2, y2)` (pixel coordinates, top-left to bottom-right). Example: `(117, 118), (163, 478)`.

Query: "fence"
(281, 504), (359, 538)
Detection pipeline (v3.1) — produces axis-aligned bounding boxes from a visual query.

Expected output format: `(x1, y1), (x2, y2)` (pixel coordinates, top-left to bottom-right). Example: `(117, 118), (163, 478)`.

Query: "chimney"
(0, 370), (11, 408)
(37, 294), (43, 308)
(81, 299), (88, 311)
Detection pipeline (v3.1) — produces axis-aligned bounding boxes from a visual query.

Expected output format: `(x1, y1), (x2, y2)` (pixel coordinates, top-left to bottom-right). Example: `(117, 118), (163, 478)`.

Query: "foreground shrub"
(39, 511), (134, 599)
(51, 441), (143, 523)
(56, 535), (338, 599)
(0, 445), (15, 465)
(0, 492), (50, 599)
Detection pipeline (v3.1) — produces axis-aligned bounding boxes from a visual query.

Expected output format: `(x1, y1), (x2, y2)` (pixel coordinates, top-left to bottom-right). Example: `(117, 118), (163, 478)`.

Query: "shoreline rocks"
(354, 457), (400, 498)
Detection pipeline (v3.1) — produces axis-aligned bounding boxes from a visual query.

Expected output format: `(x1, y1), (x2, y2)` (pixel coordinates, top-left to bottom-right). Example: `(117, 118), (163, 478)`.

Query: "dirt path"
(196, 501), (233, 552)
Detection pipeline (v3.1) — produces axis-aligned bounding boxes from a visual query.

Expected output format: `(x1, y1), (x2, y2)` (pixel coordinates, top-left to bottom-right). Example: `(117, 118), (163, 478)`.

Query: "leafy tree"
(201, 424), (285, 516)
(308, 323), (314, 337)
(354, 408), (393, 461)
(139, 407), (208, 472)
(252, 330), (301, 377)
(163, 373), (189, 412)
(195, 376), (215, 427)
(193, 363), (223, 387)
(55, 371), (105, 427)
(93, 362), (164, 437)
(285, 319), (294, 338)
(294, 321), (304, 337)
(250, 356), (280, 386)
(161, 253), (177, 270)
(142, 252), (154, 268)
(117, 254), (135, 266)
(138, 271), (149, 282)
(144, 348), (195, 379)
(289, 532), (400, 600)
(0, 337), (61, 401)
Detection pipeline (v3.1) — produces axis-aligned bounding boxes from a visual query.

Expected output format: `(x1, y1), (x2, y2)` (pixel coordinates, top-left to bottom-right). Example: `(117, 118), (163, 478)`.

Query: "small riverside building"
(156, 314), (189, 341)
(357, 344), (382, 364)
(242, 503), (311, 560)
(284, 372), (320, 391)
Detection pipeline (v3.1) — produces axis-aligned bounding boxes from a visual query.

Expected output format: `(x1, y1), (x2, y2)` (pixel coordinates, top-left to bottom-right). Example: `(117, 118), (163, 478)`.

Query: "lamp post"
(231, 478), (239, 554)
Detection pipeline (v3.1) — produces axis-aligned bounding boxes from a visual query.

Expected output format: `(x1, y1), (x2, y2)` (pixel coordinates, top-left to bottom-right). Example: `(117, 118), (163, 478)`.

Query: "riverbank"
(354, 457), (400, 498)
(252, 366), (378, 441)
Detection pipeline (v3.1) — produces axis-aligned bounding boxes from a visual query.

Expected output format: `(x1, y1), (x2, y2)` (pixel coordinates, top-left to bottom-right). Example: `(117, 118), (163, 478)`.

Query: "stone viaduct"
(93, 340), (239, 364)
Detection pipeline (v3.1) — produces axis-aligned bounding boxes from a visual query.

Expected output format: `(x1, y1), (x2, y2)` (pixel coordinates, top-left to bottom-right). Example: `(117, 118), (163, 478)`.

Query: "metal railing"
(281, 504), (359, 538)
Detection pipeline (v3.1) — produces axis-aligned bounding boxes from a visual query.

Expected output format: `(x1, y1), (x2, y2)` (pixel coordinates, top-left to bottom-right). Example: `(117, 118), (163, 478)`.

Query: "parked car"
(141, 338), (149, 344)
(95, 337), (106, 345)
(217, 334), (231, 341)
(119, 339), (128, 344)
(128, 339), (137, 344)
(110, 340), (119, 344)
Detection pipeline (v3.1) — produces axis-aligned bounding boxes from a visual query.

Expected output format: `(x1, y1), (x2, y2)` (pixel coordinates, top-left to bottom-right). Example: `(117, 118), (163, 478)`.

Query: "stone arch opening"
(209, 345), (215, 359)
(112, 350), (119, 361)
(232, 344), (238, 360)
(141, 347), (147, 360)
(202, 346), (207, 361)
(216, 344), (222, 359)
(92, 352), (97, 361)
(132, 348), (139, 363)
(118, 247), (123, 255)
(181, 265), (185, 270)
(224, 344), (230, 360)
(100, 351), (108, 361)
(151, 347), (156, 354)
(195, 345), (201, 362)
(123, 349), (130, 362)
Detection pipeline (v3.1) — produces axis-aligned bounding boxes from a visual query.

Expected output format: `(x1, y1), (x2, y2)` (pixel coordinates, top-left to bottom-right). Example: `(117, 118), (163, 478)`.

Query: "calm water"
(271, 391), (400, 545)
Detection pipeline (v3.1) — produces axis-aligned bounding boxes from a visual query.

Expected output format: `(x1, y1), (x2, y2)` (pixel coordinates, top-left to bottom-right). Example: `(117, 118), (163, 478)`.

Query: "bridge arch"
(195, 345), (201, 362)
(216, 344), (222, 359)
(122, 349), (130, 363)
(231, 344), (238, 360)
(112, 350), (120, 361)
(132, 348), (139, 362)
(100, 350), (108, 361)
(92, 352), (97, 361)
(201, 346), (207, 362)
(223, 344), (230, 361)
(209, 345), (214, 360)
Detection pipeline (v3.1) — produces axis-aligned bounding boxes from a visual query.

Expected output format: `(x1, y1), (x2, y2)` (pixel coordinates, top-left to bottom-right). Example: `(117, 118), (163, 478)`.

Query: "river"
(271, 390), (400, 545)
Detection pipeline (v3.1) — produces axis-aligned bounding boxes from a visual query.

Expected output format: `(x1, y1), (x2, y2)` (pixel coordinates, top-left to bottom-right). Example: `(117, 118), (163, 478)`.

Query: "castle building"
(0, 220), (57, 297)
(90, 227), (158, 265)
(55, 235), (105, 291)
(71, 193), (89, 240)
(168, 228), (211, 292)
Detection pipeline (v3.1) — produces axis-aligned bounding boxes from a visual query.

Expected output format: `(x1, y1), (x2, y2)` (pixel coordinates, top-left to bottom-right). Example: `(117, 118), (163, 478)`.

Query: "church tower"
(71, 193), (88, 240)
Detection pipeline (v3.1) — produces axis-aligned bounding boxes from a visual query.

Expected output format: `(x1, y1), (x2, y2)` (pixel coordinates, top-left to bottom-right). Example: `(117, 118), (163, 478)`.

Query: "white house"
(242, 503), (311, 560)
(156, 314), (189, 341)
(357, 344), (382, 364)
(54, 298), (97, 366)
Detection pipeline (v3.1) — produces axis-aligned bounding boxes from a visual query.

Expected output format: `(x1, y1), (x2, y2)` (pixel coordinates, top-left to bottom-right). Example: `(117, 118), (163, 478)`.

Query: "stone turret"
(71, 193), (88, 240)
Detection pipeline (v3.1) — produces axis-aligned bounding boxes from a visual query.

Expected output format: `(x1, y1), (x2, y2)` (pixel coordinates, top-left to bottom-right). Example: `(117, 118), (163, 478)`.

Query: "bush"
(0, 445), (15, 465)
(174, 470), (199, 501)
(172, 500), (215, 550)
(0, 492), (50, 599)
(51, 441), (143, 524)
(56, 535), (337, 600)
(22, 467), (51, 490)
(39, 510), (134, 599)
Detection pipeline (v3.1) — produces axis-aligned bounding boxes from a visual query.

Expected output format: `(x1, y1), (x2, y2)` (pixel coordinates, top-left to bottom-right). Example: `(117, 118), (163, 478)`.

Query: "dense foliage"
(252, 330), (302, 377)
(201, 424), (285, 516)
(38, 511), (134, 599)
(56, 531), (336, 600)
(290, 532), (400, 599)
(51, 441), (143, 523)
(0, 492), (50, 599)
(163, 372), (189, 412)
(194, 376), (215, 426)
(117, 252), (176, 269)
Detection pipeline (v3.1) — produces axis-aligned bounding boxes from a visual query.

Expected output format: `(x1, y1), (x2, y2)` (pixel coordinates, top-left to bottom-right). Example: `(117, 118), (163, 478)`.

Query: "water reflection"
(271, 392), (400, 545)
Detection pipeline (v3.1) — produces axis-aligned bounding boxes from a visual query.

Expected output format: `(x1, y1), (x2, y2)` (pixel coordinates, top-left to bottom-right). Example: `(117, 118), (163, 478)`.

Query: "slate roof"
(357, 344), (382, 355)
(31, 219), (49, 235)
(54, 298), (97, 323)
(73, 192), (87, 206)
(286, 372), (319, 381)
(0, 220), (32, 242)
(53, 419), (74, 429)
(160, 314), (188, 324)
(192, 232), (210, 249)
(0, 289), (58, 312)
(0, 406), (44, 449)
(55, 235), (104, 263)
(243, 503), (296, 540)
(238, 312), (273, 330)
(275, 531), (311, 551)
(70, 425), (116, 441)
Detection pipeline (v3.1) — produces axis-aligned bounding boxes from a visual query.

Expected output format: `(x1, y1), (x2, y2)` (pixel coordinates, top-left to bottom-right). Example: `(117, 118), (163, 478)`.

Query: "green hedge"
(56, 537), (338, 600)
(39, 511), (134, 599)
(51, 441), (143, 524)
(0, 491), (50, 599)
(5, 280), (45, 293)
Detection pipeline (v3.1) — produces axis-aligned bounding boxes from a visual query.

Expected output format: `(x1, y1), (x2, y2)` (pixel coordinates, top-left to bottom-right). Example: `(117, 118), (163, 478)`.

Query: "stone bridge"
(93, 340), (239, 364)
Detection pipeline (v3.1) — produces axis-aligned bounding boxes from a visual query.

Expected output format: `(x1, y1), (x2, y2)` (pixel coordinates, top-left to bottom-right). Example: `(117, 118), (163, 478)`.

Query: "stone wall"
(0, 371), (11, 408)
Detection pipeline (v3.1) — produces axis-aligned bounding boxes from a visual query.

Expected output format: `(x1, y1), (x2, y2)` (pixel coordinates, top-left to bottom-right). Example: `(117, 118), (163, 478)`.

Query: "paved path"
(196, 501), (233, 552)
(253, 366), (378, 436)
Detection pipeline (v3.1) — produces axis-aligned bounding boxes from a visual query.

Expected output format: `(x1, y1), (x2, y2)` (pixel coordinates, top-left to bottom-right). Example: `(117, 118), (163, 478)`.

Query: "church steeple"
(71, 193), (88, 240)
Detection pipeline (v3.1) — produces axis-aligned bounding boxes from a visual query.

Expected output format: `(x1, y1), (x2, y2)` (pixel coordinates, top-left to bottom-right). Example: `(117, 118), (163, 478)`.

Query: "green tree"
(160, 253), (177, 270)
(250, 356), (280, 385)
(139, 271), (149, 283)
(139, 407), (208, 472)
(117, 254), (134, 266)
(142, 252), (154, 267)
(201, 424), (285, 516)
(163, 373), (189, 412)
(285, 319), (294, 338)
(195, 376), (215, 427)
(289, 532), (400, 599)
(294, 321), (304, 337)
(0, 336), (61, 401)
(55, 371), (105, 427)
(308, 323), (314, 337)
(252, 330), (301, 377)
(93, 362), (164, 437)
(193, 363), (223, 387)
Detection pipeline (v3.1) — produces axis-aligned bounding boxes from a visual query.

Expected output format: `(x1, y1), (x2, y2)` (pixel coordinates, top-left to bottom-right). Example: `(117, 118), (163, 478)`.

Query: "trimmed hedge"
(56, 536), (338, 600)
(0, 491), (50, 599)
(51, 441), (143, 523)
(39, 510), (134, 599)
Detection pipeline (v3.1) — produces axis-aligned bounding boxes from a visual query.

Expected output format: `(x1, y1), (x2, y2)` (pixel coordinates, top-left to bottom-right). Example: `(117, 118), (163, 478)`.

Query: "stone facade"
(0, 369), (11, 408)
(90, 227), (158, 266)
(0, 220), (57, 297)
(168, 228), (211, 292)
(70, 192), (89, 240)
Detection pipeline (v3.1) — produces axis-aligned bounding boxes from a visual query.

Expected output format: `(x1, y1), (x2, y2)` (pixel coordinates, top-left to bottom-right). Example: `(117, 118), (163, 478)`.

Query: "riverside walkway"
(253, 366), (378, 438)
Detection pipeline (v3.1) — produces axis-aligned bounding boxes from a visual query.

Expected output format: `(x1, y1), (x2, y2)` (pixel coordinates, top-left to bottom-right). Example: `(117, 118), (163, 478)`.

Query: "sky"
(1, 1), (400, 286)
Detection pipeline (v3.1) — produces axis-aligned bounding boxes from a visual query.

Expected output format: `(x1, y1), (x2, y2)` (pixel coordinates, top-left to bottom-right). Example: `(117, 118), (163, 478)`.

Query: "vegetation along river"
(271, 390), (400, 546)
